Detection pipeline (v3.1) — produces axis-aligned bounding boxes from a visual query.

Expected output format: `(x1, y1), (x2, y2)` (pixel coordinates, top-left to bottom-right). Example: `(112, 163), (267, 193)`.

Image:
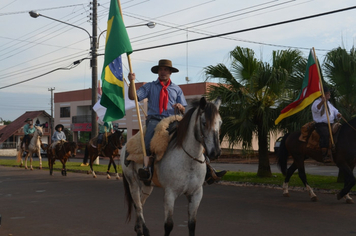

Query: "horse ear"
(199, 97), (207, 110)
(214, 96), (221, 110)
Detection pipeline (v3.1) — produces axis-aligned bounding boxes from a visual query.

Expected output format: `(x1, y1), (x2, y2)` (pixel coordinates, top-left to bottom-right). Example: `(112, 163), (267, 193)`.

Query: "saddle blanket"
(126, 115), (183, 164)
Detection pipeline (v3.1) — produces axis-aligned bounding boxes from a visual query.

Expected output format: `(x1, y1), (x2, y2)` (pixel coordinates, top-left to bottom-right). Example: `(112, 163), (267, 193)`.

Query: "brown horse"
(47, 141), (78, 176)
(84, 130), (124, 179)
(277, 117), (356, 204)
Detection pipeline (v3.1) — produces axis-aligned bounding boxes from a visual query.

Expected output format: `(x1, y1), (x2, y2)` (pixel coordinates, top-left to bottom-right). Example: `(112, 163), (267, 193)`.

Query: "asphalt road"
(0, 165), (355, 236)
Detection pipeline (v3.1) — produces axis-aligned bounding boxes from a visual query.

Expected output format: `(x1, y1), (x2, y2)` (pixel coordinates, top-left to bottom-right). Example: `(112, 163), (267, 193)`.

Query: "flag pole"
(123, 77), (147, 117)
(117, 0), (147, 157)
(312, 47), (334, 146)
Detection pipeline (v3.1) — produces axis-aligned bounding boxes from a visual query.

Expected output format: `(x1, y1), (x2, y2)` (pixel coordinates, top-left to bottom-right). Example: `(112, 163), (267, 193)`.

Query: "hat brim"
(55, 124), (64, 131)
(151, 66), (179, 74)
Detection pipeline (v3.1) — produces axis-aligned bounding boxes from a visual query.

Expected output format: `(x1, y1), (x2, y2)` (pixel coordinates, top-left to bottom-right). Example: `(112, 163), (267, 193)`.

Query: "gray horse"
(121, 97), (222, 236)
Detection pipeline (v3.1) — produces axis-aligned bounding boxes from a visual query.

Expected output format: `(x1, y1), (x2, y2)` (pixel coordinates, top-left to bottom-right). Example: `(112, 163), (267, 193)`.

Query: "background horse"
(84, 130), (123, 179)
(121, 97), (221, 236)
(16, 126), (43, 170)
(277, 118), (356, 204)
(47, 141), (78, 176)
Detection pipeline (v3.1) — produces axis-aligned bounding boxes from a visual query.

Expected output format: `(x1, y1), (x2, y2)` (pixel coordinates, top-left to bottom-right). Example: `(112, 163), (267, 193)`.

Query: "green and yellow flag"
(275, 50), (321, 125)
(100, 0), (132, 122)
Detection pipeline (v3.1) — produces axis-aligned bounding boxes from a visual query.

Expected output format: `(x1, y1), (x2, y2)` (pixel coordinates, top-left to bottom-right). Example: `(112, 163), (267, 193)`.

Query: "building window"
(60, 107), (70, 118)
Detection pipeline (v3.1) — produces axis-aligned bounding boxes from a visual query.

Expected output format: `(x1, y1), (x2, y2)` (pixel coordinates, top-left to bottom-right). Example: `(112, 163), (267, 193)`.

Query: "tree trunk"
(257, 126), (272, 177)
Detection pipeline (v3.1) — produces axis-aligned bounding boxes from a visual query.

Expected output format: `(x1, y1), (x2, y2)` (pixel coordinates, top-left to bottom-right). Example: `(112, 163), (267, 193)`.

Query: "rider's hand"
(173, 103), (185, 113)
(128, 73), (135, 82)
(337, 113), (342, 118)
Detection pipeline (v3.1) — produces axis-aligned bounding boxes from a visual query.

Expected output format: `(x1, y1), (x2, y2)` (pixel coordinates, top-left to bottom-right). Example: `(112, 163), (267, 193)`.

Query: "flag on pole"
(100, 0), (132, 122)
(275, 50), (322, 125)
(94, 81), (136, 125)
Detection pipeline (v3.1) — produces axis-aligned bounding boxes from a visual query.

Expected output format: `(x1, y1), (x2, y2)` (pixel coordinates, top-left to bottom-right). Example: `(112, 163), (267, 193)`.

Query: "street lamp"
(29, 6), (99, 139)
(29, 8), (155, 140)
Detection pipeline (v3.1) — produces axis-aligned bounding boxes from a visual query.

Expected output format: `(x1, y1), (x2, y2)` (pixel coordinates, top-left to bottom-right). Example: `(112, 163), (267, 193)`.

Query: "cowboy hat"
(24, 118), (32, 122)
(151, 59), (179, 74)
(55, 124), (64, 131)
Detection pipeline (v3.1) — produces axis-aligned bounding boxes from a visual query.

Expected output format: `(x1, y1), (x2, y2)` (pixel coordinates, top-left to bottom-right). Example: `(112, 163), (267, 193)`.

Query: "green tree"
(204, 46), (305, 177)
(323, 46), (356, 120)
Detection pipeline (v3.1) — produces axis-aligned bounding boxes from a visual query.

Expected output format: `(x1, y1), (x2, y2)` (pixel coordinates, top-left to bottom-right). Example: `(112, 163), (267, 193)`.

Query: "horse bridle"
(109, 132), (122, 150)
(182, 109), (207, 164)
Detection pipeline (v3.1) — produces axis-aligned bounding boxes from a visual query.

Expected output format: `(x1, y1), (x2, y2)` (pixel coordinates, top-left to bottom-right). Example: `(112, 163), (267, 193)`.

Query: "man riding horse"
(97, 121), (113, 156)
(21, 118), (35, 149)
(311, 86), (342, 162)
(50, 124), (66, 158)
(128, 59), (226, 183)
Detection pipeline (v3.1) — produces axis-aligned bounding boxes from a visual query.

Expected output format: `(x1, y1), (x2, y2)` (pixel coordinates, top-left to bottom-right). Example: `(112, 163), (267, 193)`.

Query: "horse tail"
(122, 173), (133, 223)
(277, 133), (290, 176)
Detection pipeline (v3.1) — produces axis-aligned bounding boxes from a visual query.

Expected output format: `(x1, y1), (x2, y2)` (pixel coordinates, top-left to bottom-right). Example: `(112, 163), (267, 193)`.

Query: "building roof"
(0, 110), (51, 144)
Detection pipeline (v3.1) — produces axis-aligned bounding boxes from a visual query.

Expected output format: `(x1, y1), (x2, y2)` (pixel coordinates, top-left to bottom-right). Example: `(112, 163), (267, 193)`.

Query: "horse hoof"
(107, 175), (111, 179)
(116, 176), (120, 180)
(283, 193), (290, 197)
(346, 199), (354, 204)
(39, 167), (42, 170)
(87, 171), (90, 175)
(19, 164), (23, 167)
(25, 166), (28, 170)
(310, 196), (318, 202)
(93, 175), (97, 178)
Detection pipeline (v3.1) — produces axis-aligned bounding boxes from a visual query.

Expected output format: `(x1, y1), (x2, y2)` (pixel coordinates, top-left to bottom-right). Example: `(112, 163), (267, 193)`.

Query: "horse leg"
(38, 153), (42, 169)
(30, 155), (33, 170)
(109, 158), (120, 180)
(131, 181), (151, 236)
(282, 162), (298, 197)
(186, 187), (203, 236)
(296, 162), (317, 202)
(61, 160), (67, 176)
(90, 156), (96, 178)
(164, 190), (178, 236)
(107, 160), (112, 179)
(336, 164), (356, 202)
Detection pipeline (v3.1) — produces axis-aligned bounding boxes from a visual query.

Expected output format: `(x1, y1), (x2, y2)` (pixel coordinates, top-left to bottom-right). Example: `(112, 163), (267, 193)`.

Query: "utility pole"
(48, 87), (55, 140)
(91, 0), (98, 140)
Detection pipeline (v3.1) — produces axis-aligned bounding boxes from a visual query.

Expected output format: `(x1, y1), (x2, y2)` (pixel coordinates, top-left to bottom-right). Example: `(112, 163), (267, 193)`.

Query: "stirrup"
(138, 167), (151, 181)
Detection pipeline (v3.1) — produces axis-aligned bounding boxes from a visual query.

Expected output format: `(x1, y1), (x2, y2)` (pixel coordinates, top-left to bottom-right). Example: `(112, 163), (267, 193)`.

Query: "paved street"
(0, 165), (356, 236)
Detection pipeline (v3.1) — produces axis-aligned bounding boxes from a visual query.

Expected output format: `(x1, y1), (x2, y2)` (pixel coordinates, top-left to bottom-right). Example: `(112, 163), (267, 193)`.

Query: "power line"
(131, 5), (356, 53)
(0, 3), (86, 16)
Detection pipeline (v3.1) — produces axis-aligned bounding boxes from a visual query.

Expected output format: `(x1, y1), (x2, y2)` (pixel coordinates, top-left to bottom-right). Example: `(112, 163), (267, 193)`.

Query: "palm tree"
(323, 46), (356, 120)
(204, 46), (305, 177)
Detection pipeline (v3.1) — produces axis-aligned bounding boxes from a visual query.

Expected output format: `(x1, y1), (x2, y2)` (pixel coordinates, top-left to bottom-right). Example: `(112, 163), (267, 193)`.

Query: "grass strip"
(1, 159), (355, 192)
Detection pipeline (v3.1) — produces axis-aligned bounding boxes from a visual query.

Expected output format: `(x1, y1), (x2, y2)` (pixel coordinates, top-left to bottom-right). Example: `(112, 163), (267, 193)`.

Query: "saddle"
(299, 121), (342, 149)
(125, 115), (183, 164)
(89, 133), (111, 148)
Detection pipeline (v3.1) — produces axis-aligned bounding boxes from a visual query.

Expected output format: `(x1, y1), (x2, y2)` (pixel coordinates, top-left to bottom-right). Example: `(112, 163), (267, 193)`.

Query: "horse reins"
(341, 116), (356, 132)
(182, 108), (207, 164)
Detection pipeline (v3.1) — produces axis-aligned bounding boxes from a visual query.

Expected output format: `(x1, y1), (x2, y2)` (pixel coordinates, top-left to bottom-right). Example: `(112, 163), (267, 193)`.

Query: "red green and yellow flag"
(275, 50), (321, 125)
(100, 0), (132, 122)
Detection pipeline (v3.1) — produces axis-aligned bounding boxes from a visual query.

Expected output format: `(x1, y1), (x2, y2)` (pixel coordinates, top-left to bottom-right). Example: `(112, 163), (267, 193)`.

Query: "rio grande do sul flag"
(275, 50), (322, 125)
(100, 0), (132, 122)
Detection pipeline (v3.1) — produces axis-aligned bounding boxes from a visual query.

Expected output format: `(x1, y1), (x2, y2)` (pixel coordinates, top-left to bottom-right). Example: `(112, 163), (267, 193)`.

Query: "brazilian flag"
(100, 0), (132, 122)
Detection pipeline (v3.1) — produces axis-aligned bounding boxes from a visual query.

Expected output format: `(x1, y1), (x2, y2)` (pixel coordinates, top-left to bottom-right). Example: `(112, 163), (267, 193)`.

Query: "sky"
(1, 0), (356, 121)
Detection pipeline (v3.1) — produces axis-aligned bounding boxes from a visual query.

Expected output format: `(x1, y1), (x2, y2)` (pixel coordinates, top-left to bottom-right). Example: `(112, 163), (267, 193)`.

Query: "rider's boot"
(321, 147), (332, 163)
(138, 156), (154, 181)
(204, 155), (227, 185)
(97, 144), (103, 156)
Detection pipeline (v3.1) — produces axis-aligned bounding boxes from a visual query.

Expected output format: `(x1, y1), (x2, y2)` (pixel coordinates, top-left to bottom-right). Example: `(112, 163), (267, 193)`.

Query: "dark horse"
(277, 118), (356, 204)
(47, 141), (78, 176)
(84, 130), (124, 179)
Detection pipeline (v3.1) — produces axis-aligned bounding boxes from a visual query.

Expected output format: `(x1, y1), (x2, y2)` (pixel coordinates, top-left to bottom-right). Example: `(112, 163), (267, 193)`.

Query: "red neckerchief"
(159, 78), (171, 114)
